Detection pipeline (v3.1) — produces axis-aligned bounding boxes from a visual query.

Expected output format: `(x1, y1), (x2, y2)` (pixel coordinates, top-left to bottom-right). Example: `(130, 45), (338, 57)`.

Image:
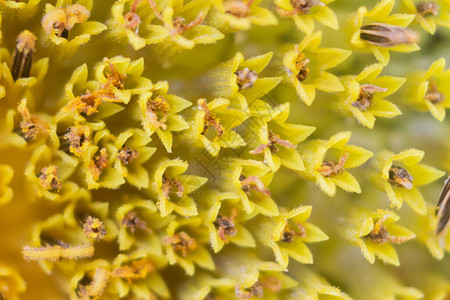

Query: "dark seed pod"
(12, 30), (37, 81)
(435, 176), (450, 235)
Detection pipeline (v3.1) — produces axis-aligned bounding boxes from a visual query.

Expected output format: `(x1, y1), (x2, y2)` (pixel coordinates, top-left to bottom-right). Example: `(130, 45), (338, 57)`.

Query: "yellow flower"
(108, 251), (170, 299)
(108, 0), (168, 50)
(334, 63), (404, 129)
(248, 101), (315, 171)
(202, 190), (256, 253)
(275, 0), (339, 35)
(297, 131), (373, 197)
(41, 0), (106, 58)
(343, 209), (415, 266)
(224, 159), (278, 215)
(164, 217), (215, 276)
(160, 0), (224, 50)
(186, 97), (247, 157)
(254, 206), (328, 270)
(207, 0), (278, 33)
(349, 0), (418, 66)
(372, 148), (445, 214)
(138, 81), (192, 153)
(282, 31), (351, 106)
(402, 0), (450, 34)
(406, 57), (450, 121)
(151, 158), (208, 217)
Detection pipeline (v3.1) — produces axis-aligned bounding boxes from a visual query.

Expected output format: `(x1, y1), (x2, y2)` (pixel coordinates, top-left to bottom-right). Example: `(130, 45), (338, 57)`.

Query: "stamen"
(295, 53), (310, 82)
(214, 208), (238, 242)
(162, 176), (184, 199)
(224, 0), (255, 18)
(250, 131), (296, 155)
(17, 99), (49, 142)
(64, 124), (91, 157)
(111, 259), (154, 281)
(235, 282), (264, 299)
(146, 96), (170, 129)
(165, 231), (197, 257)
(416, 1), (439, 17)
(240, 175), (271, 197)
(38, 165), (62, 192)
(122, 211), (152, 234)
(88, 148), (109, 182)
(171, 13), (205, 36)
(424, 81), (445, 104)
(352, 84), (387, 111)
(317, 152), (349, 177)
(117, 146), (139, 165)
(198, 98), (224, 138)
(235, 68), (258, 90)
(388, 166), (413, 189)
(83, 216), (106, 241)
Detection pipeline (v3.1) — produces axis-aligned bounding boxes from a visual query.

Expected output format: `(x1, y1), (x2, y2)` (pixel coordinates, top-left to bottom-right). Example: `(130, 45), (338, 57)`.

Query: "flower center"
(83, 216), (106, 241)
(18, 99), (49, 142)
(235, 67), (258, 90)
(122, 211), (151, 234)
(42, 4), (90, 39)
(162, 176), (184, 199)
(146, 96), (170, 129)
(277, 0), (323, 17)
(171, 13), (204, 36)
(296, 53), (310, 82)
(124, 0), (162, 31)
(235, 282), (264, 299)
(416, 1), (439, 16)
(117, 146), (139, 165)
(240, 175), (271, 196)
(250, 131), (296, 155)
(38, 165), (62, 192)
(214, 209), (238, 242)
(317, 152), (349, 177)
(111, 259), (154, 281)
(388, 166), (413, 189)
(165, 231), (197, 257)
(224, 0), (255, 18)
(89, 148), (109, 182)
(198, 98), (225, 138)
(424, 81), (445, 104)
(280, 222), (306, 243)
(365, 218), (413, 244)
(352, 84), (387, 111)
(64, 125), (90, 157)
